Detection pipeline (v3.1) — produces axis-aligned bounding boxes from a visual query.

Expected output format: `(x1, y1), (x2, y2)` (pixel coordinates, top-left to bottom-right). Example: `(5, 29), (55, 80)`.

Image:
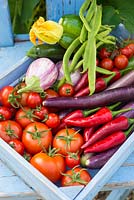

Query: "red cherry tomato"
(34, 106), (49, 121)
(0, 106), (12, 121)
(100, 58), (114, 71)
(9, 139), (25, 155)
(126, 43), (134, 54)
(120, 46), (133, 59)
(45, 113), (60, 128)
(61, 167), (92, 186)
(65, 152), (80, 168)
(0, 86), (14, 107)
(58, 83), (74, 97)
(27, 92), (43, 108)
(114, 54), (128, 70)
(99, 47), (111, 59)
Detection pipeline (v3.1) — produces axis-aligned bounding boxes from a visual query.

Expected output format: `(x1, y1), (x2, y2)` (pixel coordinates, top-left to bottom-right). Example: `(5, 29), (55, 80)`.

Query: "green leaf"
(98, 0), (134, 33)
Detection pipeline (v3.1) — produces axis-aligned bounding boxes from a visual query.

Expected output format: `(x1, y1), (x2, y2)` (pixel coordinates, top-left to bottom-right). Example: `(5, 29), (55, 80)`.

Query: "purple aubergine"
(106, 70), (134, 90)
(117, 101), (134, 118)
(43, 86), (134, 109)
(80, 146), (120, 169)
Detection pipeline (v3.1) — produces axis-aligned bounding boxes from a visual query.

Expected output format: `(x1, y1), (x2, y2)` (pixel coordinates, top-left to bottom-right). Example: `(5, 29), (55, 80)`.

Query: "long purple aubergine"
(80, 146), (120, 169)
(117, 101), (134, 118)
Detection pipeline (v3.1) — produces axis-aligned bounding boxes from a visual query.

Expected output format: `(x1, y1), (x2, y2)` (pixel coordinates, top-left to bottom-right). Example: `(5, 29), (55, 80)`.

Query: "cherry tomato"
(23, 151), (32, 162)
(9, 139), (25, 155)
(0, 86), (14, 107)
(58, 83), (74, 97)
(65, 152), (80, 168)
(0, 120), (22, 143)
(61, 167), (92, 186)
(53, 128), (84, 156)
(114, 54), (128, 70)
(15, 107), (36, 128)
(45, 89), (59, 99)
(22, 122), (52, 155)
(100, 58), (114, 71)
(99, 47), (111, 59)
(34, 106), (49, 121)
(126, 43), (134, 54)
(120, 46), (133, 59)
(26, 92), (43, 108)
(0, 106), (12, 121)
(45, 113), (60, 128)
(15, 82), (29, 106)
(30, 150), (65, 183)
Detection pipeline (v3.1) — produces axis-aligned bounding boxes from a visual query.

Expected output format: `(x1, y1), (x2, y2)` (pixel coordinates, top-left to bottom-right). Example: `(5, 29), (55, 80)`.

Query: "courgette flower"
(29, 17), (63, 45)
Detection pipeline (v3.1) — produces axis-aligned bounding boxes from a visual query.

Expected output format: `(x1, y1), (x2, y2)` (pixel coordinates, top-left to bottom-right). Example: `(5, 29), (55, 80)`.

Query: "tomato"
(114, 54), (128, 70)
(34, 106), (49, 121)
(0, 86), (14, 107)
(53, 128), (84, 156)
(45, 89), (59, 99)
(126, 43), (134, 54)
(100, 58), (114, 71)
(58, 83), (74, 97)
(26, 92), (43, 108)
(99, 47), (111, 59)
(0, 120), (22, 143)
(22, 122), (52, 154)
(15, 82), (29, 107)
(45, 113), (60, 128)
(0, 106), (12, 121)
(9, 139), (25, 155)
(61, 167), (92, 186)
(65, 152), (80, 168)
(15, 107), (36, 128)
(120, 46), (133, 59)
(23, 151), (32, 162)
(30, 150), (65, 182)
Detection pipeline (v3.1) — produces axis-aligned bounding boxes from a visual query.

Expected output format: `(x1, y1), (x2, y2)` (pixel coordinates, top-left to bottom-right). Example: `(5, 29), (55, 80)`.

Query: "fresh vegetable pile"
(1, 0), (134, 188)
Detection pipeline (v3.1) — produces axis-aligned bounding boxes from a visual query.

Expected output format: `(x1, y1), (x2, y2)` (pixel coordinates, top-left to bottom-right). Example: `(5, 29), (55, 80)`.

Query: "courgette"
(27, 43), (65, 61)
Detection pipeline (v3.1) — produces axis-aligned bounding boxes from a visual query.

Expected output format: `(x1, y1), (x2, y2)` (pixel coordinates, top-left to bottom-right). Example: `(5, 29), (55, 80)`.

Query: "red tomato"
(9, 139), (25, 155)
(22, 122), (52, 154)
(114, 54), (128, 69)
(45, 113), (60, 128)
(0, 120), (22, 142)
(26, 92), (43, 108)
(120, 46), (133, 59)
(45, 89), (59, 99)
(58, 83), (74, 97)
(53, 128), (84, 156)
(65, 152), (80, 168)
(99, 47), (111, 59)
(15, 107), (36, 128)
(15, 82), (29, 106)
(23, 151), (32, 162)
(0, 106), (12, 121)
(127, 43), (134, 54)
(30, 151), (65, 182)
(0, 86), (14, 107)
(100, 58), (114, 71)
(34, 106), (49, 121)
(61, 167), (92, 186)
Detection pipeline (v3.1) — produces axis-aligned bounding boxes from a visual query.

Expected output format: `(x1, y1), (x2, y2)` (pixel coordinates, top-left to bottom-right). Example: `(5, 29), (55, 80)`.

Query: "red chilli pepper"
(64, 107), (132, 128)
(84, 124), (134, 153)
(83, 127), (95, 142)
(74, 74), (115, 97)
(74, 71), (88, 92)
(81, 116), (134, 149)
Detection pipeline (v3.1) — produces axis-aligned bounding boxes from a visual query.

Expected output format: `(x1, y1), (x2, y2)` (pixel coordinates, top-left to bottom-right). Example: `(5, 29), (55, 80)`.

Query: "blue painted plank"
(0, 0), (14, 47)
(46, 0), (84, 21)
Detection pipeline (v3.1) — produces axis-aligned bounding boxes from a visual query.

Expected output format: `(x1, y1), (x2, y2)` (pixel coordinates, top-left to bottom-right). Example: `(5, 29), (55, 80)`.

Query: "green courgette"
(27, 44), (65, 61)
(59, 14), (83, 37)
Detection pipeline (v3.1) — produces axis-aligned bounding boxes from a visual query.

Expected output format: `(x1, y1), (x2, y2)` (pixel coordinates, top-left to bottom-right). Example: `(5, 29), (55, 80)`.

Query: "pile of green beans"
(61, 0), (116, 95)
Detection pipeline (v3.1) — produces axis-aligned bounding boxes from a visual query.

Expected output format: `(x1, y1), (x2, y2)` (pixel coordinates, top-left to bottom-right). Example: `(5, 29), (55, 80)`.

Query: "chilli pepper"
(74, 71), (88, 93)
(74, 74), (115, 97)
(81, 116), (134, 149)
(83, 127), (96, 142)
(64, 107), (132, 128)
(84, 124), (134, 153)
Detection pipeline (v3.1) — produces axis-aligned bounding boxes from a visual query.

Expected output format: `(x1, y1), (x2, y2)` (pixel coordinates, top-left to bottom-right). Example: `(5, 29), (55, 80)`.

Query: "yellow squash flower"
(29, 17), (63, 45)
